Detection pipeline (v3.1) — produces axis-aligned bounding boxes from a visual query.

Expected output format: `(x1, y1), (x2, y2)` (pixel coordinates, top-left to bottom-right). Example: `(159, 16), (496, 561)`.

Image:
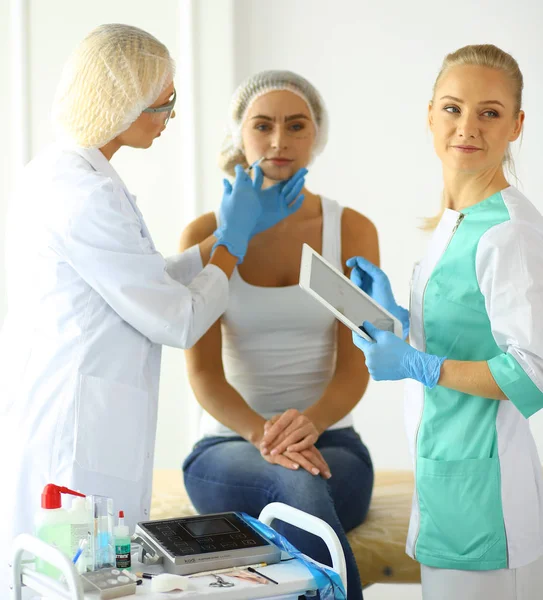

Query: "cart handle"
(258, 502), (347, 592)
(10, 533), (84, 600)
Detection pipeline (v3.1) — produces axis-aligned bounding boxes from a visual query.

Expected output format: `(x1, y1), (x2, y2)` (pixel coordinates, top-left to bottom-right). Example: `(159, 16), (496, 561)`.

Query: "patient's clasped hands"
(258, 409), (332, 479)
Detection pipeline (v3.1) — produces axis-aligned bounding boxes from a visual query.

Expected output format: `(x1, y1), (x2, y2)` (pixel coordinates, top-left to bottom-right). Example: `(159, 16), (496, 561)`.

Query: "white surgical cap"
(52, 24), (175, 148)
(219, 70), (329, 175)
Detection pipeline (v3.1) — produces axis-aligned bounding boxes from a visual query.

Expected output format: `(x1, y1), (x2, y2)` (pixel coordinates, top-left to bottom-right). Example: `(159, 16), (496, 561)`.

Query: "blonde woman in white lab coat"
(0, 24), (305, 590)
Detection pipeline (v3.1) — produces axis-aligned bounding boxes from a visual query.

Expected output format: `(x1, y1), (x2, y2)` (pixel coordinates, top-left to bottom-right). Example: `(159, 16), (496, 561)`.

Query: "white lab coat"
(0, 144), (227, 588)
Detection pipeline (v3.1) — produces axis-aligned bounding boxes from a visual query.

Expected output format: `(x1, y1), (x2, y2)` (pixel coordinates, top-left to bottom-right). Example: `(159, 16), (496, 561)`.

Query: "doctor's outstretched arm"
(64, 178), (231, 349)
(64, 165), (305, 350)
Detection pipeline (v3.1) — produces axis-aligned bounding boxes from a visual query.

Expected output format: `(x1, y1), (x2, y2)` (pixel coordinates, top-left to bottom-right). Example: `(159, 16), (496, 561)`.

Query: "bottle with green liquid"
(114, 510), (131, 570)
(34, 485), (86, 579)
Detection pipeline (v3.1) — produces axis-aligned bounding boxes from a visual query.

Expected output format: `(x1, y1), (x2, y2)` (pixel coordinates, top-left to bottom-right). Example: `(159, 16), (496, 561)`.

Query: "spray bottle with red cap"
(35, 484), (86, 578)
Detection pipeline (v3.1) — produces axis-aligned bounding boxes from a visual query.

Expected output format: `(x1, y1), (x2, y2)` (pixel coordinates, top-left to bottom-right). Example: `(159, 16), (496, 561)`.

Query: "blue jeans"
(183, 427), (374, 600)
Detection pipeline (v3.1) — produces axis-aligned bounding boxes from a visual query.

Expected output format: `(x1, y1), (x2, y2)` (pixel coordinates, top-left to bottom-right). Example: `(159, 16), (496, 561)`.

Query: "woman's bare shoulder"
(341, 207), (379, 267)
(179, 212), (217, 252)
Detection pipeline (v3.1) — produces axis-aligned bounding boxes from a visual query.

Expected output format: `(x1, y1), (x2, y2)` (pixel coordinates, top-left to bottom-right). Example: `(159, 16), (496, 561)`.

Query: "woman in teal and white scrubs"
(349, 44), (543, 600)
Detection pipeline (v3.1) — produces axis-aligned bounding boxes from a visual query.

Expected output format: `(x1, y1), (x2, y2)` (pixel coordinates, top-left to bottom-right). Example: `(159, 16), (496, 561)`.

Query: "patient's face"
(241, 90), (316, 182)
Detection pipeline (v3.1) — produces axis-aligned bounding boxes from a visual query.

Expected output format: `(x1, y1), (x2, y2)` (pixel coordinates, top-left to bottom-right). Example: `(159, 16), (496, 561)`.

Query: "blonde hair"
(423, 44), (524, 230)
(220, 147), (250, 177)
(53, 24), (174, 148)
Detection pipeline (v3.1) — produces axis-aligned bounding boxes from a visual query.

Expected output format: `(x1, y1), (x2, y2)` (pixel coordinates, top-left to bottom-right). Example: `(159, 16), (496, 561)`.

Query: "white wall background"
(1, 2), (542, 598)
(0, 1), (11, 321)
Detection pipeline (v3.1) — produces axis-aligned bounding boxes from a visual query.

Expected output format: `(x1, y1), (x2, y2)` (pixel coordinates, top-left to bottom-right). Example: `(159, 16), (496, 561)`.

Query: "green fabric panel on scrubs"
(419, 191), (509, 462)
(414, 191), (511, 568)
(489, 352), (543, 419)
(415, 455), (507, 570)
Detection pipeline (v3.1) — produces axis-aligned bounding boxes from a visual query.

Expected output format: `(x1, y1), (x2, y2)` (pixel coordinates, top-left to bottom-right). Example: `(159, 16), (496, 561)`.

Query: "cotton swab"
(245, 156), (265, 173)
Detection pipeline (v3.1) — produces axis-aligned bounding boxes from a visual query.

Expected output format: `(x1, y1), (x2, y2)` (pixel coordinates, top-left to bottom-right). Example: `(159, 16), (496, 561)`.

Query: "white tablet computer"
(299, 244), (402, 342)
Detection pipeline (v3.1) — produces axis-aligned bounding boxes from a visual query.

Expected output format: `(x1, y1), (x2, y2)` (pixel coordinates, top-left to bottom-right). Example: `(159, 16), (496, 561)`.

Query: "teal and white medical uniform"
(406, 185), (543, 572)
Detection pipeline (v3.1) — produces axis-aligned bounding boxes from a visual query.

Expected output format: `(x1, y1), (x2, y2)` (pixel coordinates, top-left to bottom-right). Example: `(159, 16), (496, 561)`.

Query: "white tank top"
(199, 197), (354, 437)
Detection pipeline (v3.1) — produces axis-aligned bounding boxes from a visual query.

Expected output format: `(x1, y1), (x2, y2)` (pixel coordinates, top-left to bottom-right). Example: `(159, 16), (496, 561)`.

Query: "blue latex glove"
(353, 321), (446, 388)
(346, 256), (410, 340)
(251, 167), (307, 235)
(213, 164), (264, 263)
(221, 167), (307, 237)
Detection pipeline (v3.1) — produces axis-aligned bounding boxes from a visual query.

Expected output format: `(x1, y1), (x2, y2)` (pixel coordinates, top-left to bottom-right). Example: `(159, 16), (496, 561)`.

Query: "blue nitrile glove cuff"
(406, 348), (446, 389)
(353, 321), (445, 388)
(211, 235), (247, 264)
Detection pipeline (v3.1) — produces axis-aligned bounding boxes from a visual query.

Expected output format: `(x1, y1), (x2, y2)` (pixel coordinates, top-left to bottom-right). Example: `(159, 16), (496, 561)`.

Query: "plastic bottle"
(69, 496), (90, 573)
(114, 510), (131, 570)
(35, 484), (85, 579)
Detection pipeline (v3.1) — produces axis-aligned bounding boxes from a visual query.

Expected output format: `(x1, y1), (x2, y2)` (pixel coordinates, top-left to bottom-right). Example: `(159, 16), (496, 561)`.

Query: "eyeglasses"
(142, 90), (176, 124)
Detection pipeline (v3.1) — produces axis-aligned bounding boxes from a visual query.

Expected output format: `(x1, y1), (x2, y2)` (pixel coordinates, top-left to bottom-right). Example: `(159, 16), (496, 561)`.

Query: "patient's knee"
(272, 469), (333, 516)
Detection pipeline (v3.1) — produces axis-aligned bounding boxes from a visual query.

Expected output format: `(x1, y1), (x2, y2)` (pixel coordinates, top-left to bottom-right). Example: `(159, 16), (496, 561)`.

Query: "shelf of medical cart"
(10, 502), (347, 600)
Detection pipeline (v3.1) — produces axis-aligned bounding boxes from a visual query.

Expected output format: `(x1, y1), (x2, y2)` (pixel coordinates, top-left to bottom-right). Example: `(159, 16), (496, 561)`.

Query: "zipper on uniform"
(413, 212), (464, 559)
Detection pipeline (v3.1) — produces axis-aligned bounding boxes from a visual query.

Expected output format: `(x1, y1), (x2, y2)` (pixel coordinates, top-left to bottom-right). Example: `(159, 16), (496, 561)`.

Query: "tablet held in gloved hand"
(299, 244), (402, 342)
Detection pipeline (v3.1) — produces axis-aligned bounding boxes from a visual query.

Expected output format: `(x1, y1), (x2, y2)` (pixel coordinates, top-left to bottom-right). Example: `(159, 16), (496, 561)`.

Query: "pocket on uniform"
(74, 374), (147, 482)
(416, 456), (506, 562)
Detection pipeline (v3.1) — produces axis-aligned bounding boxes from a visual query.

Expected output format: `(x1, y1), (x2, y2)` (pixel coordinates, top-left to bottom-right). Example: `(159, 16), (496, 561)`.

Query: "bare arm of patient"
(262, 210), (379, 456)
(180, 215), (329, 476)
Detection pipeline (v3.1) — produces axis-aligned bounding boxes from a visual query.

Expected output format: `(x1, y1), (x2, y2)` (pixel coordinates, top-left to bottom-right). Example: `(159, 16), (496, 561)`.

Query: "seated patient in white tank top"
(179, 71), (378, 600)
